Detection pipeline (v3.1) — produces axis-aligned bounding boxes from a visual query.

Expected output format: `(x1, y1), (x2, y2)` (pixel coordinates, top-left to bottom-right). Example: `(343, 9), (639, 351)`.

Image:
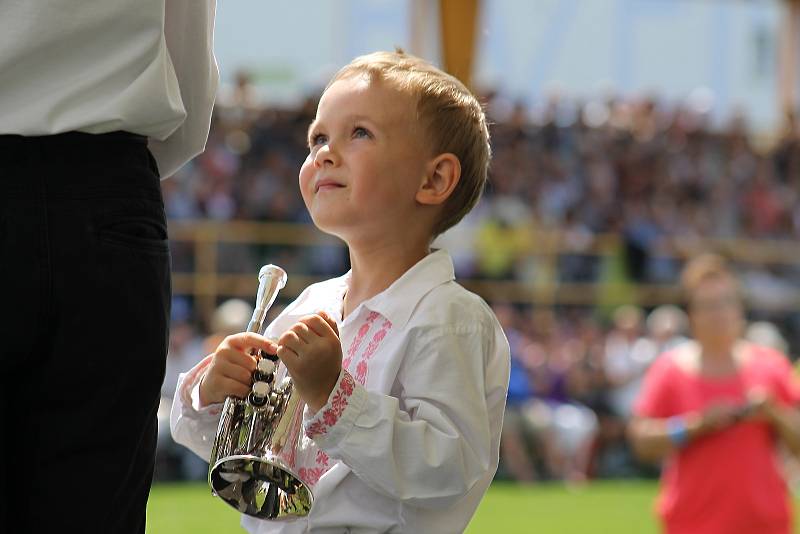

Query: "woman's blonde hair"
(327, 50), (491, 236)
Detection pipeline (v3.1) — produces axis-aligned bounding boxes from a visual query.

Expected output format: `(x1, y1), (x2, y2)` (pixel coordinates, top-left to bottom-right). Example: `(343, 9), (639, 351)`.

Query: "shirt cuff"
(178, 354), (223, 417)
(303, 369), (367, 447)
(190, 380), (223, 416)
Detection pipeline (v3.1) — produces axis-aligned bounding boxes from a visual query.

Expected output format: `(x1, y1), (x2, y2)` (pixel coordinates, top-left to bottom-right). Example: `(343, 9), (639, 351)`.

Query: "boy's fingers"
(278, 331), (304, 359)
(299, 314), (335, 338)
(315, 311), (339, 336)
(276, 344), (300, 370)
(217, 360), (253, 385)
(217, 348), (256, 371)
(263, 338), (279, 354)
(220, 377), (251, 399)
(224, 332), (274, 353)
(291, 322), (313, 343)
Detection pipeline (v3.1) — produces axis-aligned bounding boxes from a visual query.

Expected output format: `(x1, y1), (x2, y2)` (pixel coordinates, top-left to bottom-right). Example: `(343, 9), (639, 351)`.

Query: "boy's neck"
(343, 240), (430, 319)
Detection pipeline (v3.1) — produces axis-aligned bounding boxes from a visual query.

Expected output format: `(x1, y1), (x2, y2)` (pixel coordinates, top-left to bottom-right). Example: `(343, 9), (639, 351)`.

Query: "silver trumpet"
(208, 264), (313, 519)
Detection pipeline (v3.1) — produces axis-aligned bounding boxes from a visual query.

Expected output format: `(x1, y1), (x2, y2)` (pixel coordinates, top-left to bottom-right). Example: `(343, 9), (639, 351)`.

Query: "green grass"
(147, 480), (799, 533)
(465, 481), (659, 534)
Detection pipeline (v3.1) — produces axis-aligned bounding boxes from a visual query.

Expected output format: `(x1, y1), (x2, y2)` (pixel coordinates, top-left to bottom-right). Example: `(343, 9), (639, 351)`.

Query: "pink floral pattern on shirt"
(305, 370), (357, 440)
(342, 311), (380, 370)
(298, 449), (331, 487)
(298, 311), (392, 487)
(354, 318), (392, 385)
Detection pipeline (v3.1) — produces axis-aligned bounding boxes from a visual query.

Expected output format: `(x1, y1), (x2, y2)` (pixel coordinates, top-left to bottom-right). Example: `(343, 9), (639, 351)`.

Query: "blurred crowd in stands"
(155, 74), (800, 484)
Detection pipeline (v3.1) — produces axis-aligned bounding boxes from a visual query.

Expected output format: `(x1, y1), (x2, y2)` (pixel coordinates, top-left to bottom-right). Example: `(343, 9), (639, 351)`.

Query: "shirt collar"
(356, 249), (455, 329)
(293, 273), (349, 324)
(278, 250), (455, 330)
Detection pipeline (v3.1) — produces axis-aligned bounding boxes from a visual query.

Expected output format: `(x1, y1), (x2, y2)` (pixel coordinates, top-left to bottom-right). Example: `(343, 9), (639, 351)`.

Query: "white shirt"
(171, 250), (511, 533)
(0, 0), (218, 178)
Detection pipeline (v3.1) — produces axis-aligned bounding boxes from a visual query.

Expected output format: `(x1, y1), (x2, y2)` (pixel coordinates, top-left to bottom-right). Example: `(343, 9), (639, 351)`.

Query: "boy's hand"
(276, 311), (342, 413)
(199, 332), (275, 407)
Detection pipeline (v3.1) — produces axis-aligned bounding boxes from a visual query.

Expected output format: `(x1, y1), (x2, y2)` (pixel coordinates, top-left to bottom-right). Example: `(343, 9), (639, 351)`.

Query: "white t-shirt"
(0, 0), (218, 177)
(171, 250), (511, 533)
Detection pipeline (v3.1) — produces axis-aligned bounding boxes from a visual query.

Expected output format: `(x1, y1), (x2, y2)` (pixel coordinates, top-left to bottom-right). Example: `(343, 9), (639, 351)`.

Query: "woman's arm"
(628, 404), (741, 463)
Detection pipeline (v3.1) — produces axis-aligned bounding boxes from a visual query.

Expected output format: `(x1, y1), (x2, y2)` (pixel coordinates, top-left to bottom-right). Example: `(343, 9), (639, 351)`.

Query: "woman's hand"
(696, 403), (742, 434)
(744, 388), (779, 424)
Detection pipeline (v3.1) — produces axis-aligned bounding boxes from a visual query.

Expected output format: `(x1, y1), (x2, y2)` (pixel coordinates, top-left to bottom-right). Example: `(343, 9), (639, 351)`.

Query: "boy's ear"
(416, 153), (461, 206)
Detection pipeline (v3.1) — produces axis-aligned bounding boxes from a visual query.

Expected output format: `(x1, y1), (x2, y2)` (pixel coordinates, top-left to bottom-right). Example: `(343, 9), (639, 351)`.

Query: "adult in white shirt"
(0, 2), (217, 533)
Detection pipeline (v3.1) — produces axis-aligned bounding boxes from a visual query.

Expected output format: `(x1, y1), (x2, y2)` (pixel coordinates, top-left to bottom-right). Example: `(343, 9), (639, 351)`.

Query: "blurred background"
(149, 0), (800, 532)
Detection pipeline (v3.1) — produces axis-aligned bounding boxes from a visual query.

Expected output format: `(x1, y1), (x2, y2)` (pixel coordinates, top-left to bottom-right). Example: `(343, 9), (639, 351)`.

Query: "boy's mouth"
(314, 179), (345, 193)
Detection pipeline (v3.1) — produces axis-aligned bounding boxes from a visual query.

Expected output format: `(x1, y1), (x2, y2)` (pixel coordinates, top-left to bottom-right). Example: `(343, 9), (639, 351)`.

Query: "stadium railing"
(167, 220), (800, 326)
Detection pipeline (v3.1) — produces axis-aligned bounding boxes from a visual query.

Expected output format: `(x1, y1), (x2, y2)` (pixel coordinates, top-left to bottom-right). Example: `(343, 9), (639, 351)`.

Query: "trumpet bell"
(209, 455), (312, 519)
(208, 380), (313, 519)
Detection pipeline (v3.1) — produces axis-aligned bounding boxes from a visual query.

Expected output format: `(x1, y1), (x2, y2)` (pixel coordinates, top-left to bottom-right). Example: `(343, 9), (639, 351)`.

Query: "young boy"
(171, 50), (510, 533)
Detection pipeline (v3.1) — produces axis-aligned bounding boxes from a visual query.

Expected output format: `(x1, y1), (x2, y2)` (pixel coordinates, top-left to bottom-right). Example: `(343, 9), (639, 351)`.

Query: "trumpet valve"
(257, 359), (276, 375)
(249, 381), (272, 407)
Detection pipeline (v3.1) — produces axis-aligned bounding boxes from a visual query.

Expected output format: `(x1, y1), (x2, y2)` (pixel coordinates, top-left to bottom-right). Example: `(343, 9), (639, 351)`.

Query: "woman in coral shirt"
(629, 254), (800, 534)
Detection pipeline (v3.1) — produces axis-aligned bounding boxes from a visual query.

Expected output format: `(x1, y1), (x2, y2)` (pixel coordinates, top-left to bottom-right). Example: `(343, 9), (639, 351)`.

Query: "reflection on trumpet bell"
(210, 455), (312, 518)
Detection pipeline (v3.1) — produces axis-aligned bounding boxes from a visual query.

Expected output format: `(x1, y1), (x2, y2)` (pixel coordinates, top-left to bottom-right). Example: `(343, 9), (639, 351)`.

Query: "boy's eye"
(353, 127), (371, 139)
(309, 133), (327, 147)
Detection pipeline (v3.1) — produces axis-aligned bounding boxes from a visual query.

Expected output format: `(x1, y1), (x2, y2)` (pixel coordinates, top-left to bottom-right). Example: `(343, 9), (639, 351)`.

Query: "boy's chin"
(309, 215), (347, 239)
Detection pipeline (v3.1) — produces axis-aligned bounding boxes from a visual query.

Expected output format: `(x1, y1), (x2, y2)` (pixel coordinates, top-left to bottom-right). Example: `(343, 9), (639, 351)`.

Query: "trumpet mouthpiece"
(248, 265), (288, 334)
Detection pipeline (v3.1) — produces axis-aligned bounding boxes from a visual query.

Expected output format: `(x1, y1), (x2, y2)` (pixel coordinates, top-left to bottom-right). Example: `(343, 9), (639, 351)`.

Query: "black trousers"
(0, 132), (171, 533)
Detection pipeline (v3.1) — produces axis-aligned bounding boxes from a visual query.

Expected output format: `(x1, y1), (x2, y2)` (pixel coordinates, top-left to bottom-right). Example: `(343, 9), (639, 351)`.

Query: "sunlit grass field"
(148, 479), (800, 533)
(147, 480), (800, 533)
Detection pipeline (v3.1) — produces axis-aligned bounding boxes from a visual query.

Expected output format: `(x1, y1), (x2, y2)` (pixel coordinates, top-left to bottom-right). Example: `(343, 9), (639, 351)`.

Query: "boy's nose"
(314, 144), (339, 168)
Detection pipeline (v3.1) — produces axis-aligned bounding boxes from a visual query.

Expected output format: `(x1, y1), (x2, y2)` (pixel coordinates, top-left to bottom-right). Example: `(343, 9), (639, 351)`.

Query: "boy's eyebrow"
(343, 114), (378, 125)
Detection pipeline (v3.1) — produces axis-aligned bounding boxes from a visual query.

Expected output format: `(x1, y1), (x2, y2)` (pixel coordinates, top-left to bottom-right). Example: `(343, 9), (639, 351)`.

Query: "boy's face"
(299, 75), (430, 242)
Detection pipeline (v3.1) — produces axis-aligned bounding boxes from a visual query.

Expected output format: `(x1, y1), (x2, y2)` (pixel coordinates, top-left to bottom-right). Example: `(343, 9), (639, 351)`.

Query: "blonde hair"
(327, 50), (491, 236)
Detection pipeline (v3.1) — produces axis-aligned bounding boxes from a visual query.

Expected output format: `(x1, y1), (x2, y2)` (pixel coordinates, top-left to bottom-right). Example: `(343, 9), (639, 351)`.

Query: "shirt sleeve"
(302, 324), (502, 509)
(169, 354), (224, 462)
(767, 350), (800, 406)
(633, 353), (677, 419)
(148, 0), (218, 177)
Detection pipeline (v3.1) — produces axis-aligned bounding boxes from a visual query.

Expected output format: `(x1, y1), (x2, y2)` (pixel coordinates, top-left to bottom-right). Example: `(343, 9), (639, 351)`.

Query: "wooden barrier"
(167, 220), (800, 326)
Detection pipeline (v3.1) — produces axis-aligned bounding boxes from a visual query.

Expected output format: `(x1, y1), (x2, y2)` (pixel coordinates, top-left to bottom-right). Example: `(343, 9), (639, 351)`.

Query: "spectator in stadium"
(0, 2), (217, 533)
(495, 303), (539, 483)
(645, 305), (689, 356)
(629, 253), (800, 534)
(746, 320), (790, 356)
(604, 305), (658, 419)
